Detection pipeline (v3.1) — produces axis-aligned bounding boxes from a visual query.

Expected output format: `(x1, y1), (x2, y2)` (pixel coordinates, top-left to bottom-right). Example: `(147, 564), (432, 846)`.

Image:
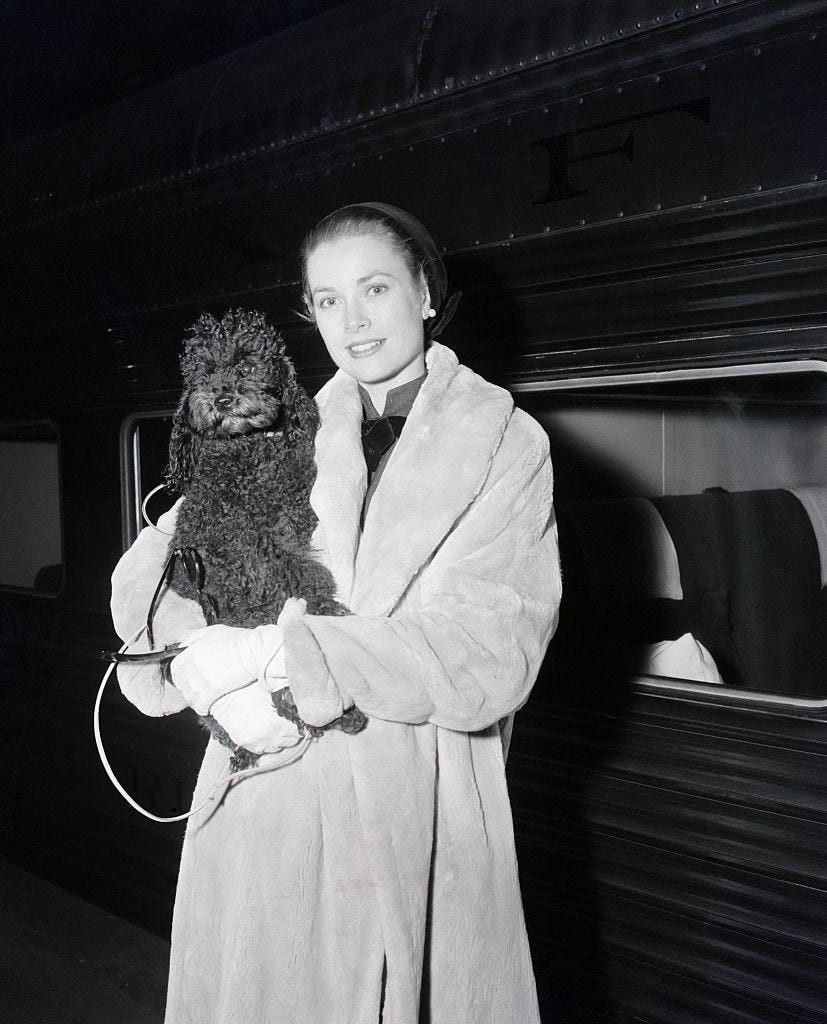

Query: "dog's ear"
(279, 352), (319, 440)
(164, 394), (201, 494)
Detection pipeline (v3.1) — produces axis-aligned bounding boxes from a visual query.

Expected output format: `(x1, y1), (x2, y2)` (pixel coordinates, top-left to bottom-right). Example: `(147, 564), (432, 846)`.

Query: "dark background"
(1, 0), (353, 147)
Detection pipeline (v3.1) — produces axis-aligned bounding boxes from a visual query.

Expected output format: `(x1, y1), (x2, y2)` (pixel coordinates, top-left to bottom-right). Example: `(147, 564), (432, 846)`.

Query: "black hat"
(314, 202), (461, 338)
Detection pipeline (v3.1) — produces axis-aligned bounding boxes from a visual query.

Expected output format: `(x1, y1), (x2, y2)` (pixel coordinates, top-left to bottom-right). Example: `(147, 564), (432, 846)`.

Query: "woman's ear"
(420, 274), (433, 319)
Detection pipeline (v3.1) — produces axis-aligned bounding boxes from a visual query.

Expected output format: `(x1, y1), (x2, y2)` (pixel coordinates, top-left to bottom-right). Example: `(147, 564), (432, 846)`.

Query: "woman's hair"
(300, 202), (456, 340)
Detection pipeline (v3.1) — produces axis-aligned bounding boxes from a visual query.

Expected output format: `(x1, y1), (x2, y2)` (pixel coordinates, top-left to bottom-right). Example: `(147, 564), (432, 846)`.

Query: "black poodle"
(159, 308), (365, 765)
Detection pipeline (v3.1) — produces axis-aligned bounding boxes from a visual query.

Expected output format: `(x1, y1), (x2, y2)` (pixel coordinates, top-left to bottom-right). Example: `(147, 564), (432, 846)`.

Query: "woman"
(110, 202), (561, 1024)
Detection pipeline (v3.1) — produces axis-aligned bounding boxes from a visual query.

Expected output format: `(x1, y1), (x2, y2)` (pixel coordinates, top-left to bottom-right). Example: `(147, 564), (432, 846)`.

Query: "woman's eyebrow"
(357, 271), (397, 285)
(311, 271), (398, 296)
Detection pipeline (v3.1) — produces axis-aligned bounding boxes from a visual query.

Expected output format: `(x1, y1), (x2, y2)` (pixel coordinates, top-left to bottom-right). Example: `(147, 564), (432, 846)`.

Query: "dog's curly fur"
(164, 308), (365, 764)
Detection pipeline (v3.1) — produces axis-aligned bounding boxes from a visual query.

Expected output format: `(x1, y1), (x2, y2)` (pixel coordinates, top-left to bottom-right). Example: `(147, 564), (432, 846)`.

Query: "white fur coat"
(110, 342), (561, 1024)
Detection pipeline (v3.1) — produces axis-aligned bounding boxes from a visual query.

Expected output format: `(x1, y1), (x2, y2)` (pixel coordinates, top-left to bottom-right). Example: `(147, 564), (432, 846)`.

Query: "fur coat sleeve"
(284, 342), (561, 733)
(110, 500), (207, 716)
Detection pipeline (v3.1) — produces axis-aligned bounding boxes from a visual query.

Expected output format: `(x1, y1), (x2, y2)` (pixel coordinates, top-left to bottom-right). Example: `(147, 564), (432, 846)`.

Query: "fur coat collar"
(310, 341), (514, 614)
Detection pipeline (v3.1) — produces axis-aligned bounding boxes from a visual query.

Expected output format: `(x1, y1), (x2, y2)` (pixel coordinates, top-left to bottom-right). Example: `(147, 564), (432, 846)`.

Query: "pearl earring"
(424, 308), (436, 319)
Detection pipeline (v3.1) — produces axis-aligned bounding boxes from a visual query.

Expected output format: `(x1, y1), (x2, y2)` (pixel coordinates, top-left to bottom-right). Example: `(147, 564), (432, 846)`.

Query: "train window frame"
(0, 419), (65, 598)
(119, 409), (175, 550)
(513, 358), (827, 718)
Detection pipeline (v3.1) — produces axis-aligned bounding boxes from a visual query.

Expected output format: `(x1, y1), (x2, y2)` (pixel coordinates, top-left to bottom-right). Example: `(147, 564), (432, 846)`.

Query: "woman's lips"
(347, 338), (385, 358)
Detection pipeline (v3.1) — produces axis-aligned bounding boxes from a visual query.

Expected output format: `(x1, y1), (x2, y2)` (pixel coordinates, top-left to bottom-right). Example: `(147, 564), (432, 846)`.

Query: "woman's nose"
(345, 306), (370, 333)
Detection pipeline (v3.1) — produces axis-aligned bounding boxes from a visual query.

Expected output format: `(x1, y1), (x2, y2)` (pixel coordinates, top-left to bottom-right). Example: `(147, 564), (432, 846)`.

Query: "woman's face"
(305, 232), (430, 404)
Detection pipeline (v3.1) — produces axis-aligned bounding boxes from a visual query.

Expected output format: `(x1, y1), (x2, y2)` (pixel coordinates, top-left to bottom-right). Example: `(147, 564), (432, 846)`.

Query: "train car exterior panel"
(1, 2), (825, 1022)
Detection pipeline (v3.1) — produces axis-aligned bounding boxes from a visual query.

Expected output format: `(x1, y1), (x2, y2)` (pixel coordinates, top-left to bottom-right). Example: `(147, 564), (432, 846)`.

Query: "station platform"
(0, 859), (168, 1024)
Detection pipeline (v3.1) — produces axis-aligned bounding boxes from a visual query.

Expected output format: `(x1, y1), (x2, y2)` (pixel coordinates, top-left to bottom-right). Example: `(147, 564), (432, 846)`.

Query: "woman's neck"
(360, 360), (426, 414)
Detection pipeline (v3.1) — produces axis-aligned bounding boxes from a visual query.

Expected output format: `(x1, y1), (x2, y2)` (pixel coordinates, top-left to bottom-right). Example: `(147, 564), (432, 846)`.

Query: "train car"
(1, 1), (825, 1020)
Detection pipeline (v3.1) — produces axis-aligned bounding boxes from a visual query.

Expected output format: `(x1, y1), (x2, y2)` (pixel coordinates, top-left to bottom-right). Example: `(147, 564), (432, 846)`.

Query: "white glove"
(170, 622), (286, 715)
(209, 684), (302, 754)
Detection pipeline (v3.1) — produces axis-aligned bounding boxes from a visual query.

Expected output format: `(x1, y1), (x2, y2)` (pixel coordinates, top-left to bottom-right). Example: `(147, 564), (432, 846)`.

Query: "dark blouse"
(358, 373), (427, 526)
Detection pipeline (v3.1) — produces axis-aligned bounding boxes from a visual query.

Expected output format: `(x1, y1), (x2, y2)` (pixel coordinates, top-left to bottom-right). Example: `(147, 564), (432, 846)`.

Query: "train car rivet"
(616, 85), (623, 93)
(811, 174), (819, 181)
(601, 34), (607, 41)
(655, 203), (662, 211)
(543, 107), (549, 114)
(618, 211), (624, 217)
(578, 219), (585, 226)
(545, 225), (551, 232)
(567, 44), (575, 52)
(754, 47), (762, 56)
(700, 194), (707, 201)
(755, 184), (762, 191)
(653, 74), (661, 81)
(579, 97), (584, 104)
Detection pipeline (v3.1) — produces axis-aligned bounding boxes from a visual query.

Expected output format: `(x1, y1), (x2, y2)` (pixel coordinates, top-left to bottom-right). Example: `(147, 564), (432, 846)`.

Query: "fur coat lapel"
(311, 342), (514, 615)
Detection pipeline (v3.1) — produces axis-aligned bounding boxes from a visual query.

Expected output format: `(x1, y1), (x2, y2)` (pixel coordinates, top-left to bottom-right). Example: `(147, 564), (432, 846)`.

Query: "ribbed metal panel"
(509, 682), (827, 1023)
(0, 0), (764, 214)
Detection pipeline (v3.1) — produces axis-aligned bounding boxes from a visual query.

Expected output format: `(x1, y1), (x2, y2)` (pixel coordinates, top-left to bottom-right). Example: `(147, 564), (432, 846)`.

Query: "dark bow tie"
(361, 415), (407, 473)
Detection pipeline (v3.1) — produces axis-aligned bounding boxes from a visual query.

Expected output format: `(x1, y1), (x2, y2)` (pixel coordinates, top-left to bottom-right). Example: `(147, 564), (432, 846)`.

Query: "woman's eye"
(367, 283), (387, 297)
(318, 296), (338, 309)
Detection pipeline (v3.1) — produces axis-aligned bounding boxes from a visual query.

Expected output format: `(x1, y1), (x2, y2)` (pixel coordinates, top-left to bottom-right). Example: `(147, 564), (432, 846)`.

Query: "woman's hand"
(209, 683), (303, 754)
(170, 623), (286, 714)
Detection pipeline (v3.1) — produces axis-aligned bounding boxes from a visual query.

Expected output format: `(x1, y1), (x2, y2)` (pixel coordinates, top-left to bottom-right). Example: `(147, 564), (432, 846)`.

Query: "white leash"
(141, 483), (174, 533)
(93, 625), (311, 823)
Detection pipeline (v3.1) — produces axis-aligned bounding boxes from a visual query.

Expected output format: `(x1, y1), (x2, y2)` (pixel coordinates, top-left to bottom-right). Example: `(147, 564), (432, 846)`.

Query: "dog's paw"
(271, 686), (324, 739)
(332, 704), (368, 734)
(198, 714), (259, 772)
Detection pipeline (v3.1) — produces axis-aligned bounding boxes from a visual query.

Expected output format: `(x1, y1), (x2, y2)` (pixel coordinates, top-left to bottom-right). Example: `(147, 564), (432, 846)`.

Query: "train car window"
(516, 362), (827, 702)
(0, 422), (64, 595)
(120, 411), (175, 549)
